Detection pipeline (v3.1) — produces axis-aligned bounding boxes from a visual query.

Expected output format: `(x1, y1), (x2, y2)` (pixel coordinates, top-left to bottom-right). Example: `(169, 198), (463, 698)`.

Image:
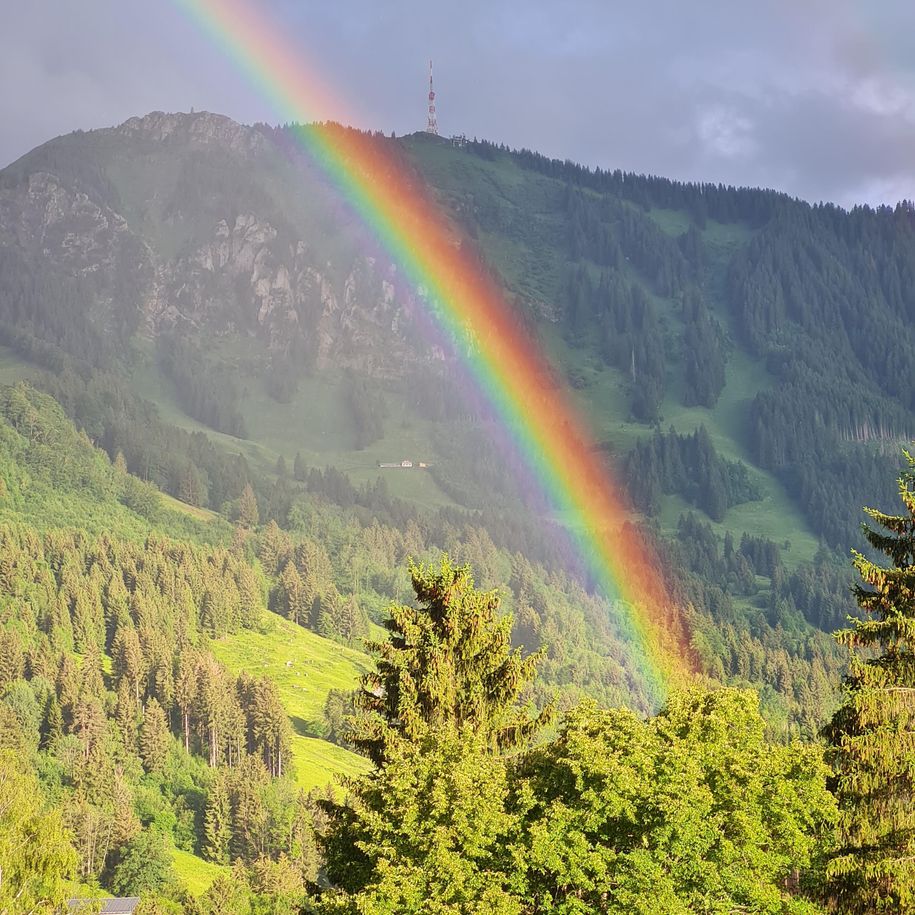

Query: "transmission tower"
(426, 59), (438, 135)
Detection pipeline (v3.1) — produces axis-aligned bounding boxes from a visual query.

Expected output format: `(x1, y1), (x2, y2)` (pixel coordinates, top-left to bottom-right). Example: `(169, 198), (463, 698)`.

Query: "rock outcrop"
(0, 111), (434, 377)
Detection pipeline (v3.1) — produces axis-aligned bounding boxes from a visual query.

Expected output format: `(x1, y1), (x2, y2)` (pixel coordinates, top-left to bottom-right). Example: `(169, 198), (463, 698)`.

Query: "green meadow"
(212, 612), (372, 791)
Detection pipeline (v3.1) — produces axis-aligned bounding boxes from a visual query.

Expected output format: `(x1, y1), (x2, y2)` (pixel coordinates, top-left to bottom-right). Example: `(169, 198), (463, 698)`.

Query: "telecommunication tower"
(426, 59), (438, 135)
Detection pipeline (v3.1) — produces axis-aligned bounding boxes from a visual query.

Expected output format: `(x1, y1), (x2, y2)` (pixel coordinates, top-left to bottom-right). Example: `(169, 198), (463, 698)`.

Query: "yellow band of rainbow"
(174, 0), (696, 702)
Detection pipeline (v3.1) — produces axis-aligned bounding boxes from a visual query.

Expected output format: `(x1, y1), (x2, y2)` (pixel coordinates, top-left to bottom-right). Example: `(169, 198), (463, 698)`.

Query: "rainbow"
(174, 0), (694, 701)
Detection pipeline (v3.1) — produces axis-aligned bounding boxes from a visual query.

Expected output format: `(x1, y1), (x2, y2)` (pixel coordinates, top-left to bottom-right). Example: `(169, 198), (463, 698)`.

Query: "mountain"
(2, 112), (911, 539)
(6, 109), (915, 728)
(9, 108), (915, 905)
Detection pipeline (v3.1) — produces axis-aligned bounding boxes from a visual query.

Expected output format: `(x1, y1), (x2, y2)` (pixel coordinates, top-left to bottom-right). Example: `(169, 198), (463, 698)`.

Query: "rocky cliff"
(0, 111), (431, 377)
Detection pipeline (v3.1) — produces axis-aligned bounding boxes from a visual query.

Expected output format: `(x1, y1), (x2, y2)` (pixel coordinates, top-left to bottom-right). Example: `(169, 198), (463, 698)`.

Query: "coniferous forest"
(3, 105), (915, 913)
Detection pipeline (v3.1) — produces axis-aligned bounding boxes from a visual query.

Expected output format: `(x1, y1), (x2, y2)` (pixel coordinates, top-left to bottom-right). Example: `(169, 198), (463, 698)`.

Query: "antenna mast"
(426, 59), (438, 135)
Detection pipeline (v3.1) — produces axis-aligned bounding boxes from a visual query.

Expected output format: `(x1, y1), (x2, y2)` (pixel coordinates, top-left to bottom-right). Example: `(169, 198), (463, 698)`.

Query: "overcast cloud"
(4, 0), (915, 206)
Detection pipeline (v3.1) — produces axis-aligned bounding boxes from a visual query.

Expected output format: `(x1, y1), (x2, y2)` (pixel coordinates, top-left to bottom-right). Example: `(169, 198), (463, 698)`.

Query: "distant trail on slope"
(172, 0), (696, 704)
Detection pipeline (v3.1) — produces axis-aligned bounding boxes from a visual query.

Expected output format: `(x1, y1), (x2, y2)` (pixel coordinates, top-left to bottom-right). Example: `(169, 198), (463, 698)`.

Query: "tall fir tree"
(204, 772), (232, 866)
(352, 556), (552, 765)
(139, 698), (170, 773)
(318, 556), (549, 913)
(238, 483), (260, 529)
(825, 450), (915, 911)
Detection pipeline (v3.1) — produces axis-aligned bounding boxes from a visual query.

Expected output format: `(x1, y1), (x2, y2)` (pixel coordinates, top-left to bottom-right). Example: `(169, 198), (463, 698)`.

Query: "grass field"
(172, 847), (229, 897)
(238, 373), (457, 508)
(549, 330), (819, 570)
(0, 346), (37, 384)
(290, 734), (371, 791)
(128, 343), (459, 511)
(213, 612), (372, 790)
(158, 491), (222, 524)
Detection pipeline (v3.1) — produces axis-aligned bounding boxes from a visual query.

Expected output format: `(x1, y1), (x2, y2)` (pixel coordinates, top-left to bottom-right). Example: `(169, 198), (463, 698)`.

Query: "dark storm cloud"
(5, 0), (915, 205)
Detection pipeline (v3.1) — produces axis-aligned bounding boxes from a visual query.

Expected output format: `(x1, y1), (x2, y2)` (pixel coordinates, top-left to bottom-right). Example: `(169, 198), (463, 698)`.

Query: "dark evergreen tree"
(238, 483), (259, 529)
(825, 451), (915, 911)
(204, 772), (232, 866)
(293, 451), (307, 482)
(139, 698), (169, 774)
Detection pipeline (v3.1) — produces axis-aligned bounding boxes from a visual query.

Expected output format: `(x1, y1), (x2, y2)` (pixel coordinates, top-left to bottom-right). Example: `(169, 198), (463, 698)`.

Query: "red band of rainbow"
(173, 0), (695, 701)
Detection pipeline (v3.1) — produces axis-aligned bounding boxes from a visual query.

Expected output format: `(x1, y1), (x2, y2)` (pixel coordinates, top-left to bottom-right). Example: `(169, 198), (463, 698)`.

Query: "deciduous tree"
(0, 750), (76, 915)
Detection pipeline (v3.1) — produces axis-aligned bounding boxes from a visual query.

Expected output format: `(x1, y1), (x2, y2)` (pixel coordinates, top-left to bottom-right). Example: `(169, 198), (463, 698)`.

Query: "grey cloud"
(3, 0), (915, 205)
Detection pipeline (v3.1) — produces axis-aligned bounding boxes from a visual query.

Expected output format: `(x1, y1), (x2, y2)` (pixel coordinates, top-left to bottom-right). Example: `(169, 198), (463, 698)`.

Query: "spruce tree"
(139, 698), (170, 773)
(279, 560), (305, 625)
(293, 451), (307, 482)
(204, 772), (232, 866)
(319, 557), (548, 912)
(352, 556), (551, 765)
(825, 451), (915, 911)
(238, 483), (259, 529)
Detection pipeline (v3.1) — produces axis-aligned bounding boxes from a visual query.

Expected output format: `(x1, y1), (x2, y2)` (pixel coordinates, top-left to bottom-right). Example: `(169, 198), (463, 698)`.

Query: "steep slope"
(2, 112), (907, 551)
(0, 382), (372, 896)
(6, 110), (915, 731)
(404, 135), (910, 551)
(213, 613), (371, 791)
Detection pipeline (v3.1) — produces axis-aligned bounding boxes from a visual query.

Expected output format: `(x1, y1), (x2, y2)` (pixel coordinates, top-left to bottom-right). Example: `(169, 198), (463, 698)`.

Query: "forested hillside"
(4, 109), (912, 726)
(5, 110), (915, 907)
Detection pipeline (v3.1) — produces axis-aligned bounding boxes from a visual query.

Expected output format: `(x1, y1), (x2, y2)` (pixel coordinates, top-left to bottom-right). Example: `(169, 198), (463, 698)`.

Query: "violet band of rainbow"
(174, 0), (695, 702)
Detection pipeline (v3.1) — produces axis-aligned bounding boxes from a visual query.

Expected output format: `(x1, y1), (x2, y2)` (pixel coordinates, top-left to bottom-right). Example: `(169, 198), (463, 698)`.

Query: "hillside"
(6, 110), (915, 721)
(6, 108), (915, 908)
(0, 383), (370, 898)
(213, 614), (372, 791)
(2, 112), (909, 541)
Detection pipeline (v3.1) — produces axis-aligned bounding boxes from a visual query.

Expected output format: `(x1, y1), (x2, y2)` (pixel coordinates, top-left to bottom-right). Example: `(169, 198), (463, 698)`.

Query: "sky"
(4, 0), (915, 207)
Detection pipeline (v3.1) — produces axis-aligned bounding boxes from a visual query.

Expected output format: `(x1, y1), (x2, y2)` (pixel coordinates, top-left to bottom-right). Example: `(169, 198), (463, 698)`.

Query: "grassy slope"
(0, 377), (359, 895)
(0, 346), (37, 384)
(2, 133), (822, 585)
(212, 613), (372, 792)
(130, 343), (458, 509)
(239, 374), (455, 507)
(171, 847), (229, 897)
(103, 126), (458, 510)
(0, 380), (230, 544)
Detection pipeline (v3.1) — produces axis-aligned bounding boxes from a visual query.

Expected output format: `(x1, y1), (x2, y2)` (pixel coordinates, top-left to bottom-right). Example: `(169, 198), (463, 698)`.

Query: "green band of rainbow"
(173, 0), (694, 701)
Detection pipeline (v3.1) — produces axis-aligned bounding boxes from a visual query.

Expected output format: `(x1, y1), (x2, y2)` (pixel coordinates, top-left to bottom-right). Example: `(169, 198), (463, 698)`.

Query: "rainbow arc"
(176, 0), (695, 701)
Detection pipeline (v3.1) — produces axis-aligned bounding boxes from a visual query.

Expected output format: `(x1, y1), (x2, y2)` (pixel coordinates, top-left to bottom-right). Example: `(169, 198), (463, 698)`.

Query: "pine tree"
(353, 556), (551, 765)
(238, 483), (259, 529)
(319, 558), (548, 913)
(44, 695), (63, 747)
(293, 451), (306, 482)
(257, 520), (285, 575)
(248, 677), (290, 778)
(115, 679), (139, 753)
(204, 772), (232, 866)
(0, 627), (24, 688)
(314, 587), (342, 640)
(140, 698), (170, 773)
(177, 462), (204, 507)
(825, 451), (915, 911)
(113, 624), (145, 704)
(174, 651), (198, 753)
(279, 560), (306, 626)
